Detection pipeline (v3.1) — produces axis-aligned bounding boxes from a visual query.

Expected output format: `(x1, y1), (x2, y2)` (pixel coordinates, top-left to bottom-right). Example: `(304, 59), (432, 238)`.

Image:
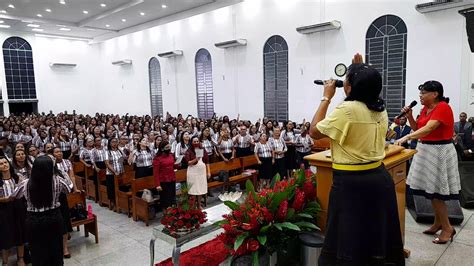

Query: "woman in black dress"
(0, 157), (26, 266)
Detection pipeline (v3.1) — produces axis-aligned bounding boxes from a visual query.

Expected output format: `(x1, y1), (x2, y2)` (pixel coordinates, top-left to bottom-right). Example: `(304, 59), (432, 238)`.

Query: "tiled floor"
(7, 200), (474, 265)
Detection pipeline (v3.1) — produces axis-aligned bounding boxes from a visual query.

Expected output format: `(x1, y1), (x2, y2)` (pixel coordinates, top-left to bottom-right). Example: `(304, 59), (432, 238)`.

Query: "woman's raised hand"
(352, 53), (364, 64)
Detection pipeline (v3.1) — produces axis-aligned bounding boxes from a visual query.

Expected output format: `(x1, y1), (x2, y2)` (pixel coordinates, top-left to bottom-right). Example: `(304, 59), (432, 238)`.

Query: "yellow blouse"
(316, 101), (388, 164)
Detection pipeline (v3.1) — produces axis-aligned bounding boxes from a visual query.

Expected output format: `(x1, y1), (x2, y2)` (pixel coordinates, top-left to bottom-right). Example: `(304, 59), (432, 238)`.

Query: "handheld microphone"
(395, 100), (417, 119)
(314, 80), (344, 88)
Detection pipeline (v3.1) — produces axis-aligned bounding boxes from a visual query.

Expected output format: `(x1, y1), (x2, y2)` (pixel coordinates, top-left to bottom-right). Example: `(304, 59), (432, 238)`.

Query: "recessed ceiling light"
(56, 24), (67, 27)
(140, 12), (145, 16)
(105, 24), (110, 27)
(59, 28), (71, 31)
(45, 8), (52, 12)
(59, 0), (66, 4)
(100, 3), (106, 7)
(8, 4), (14, 9)
(32, 28), (44, 32)
(0, 20), (3, 23)
(0, 25), (11, 28)
(27, 24), (40, 28)
(86, 28), (95, 31)
(161, 4), (167, 8)
(37, 14), (43, 17)
(83, 10), (88, 14)
(121, 19), (126, 22)
(0, 10), (7, 14)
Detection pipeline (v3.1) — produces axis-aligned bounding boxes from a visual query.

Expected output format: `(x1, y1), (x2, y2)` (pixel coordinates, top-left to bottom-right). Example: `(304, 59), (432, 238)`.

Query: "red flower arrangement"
(161, 185), (207, 234)
(217, 169), (320, 265)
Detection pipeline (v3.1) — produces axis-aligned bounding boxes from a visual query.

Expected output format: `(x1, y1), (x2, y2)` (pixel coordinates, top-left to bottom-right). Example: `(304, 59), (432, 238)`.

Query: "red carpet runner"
(156, 237), (230, 266)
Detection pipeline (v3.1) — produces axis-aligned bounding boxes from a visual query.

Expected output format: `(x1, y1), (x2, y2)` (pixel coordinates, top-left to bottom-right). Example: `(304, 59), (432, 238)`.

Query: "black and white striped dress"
(0, 178), (26, 250)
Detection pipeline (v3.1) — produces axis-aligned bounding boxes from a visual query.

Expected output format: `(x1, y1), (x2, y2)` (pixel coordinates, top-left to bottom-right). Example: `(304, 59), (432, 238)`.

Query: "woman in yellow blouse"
(309, 54), (404, 265)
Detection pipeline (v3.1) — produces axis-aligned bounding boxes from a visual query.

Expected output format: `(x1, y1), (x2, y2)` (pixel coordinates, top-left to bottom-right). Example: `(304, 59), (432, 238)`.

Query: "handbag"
(141, 189), (154, 203)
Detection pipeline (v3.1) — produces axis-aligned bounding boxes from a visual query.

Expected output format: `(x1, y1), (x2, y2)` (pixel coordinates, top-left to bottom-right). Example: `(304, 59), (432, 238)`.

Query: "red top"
(153, 154), (179, 186)
(417, 101), (454, 141)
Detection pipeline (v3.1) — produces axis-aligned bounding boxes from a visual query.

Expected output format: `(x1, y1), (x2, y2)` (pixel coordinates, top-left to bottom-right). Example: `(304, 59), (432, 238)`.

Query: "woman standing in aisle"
(13, 156), (73, 266)
(396, 81), (460, 244)
(185, 137), (210, 209)
(310, 54), (404, 265)
(153, 141), (179, 210)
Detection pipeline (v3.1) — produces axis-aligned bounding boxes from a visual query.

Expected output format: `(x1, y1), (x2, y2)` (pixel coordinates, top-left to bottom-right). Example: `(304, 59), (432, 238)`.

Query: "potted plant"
(217, 169), (320, 265)
(161, 185), (207, 235)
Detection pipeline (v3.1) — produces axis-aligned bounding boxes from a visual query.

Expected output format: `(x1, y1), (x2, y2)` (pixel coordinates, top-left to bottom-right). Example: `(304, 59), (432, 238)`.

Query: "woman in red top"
(153, 141), (179, 210)
(396, 81), (460, 244)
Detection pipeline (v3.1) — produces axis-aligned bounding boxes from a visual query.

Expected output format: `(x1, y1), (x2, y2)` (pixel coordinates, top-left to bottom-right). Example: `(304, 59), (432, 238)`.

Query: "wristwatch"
(321, 96), (331, 103)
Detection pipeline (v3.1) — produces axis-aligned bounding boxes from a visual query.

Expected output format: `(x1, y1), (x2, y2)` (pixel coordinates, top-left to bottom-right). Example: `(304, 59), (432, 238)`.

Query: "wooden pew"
(114, 171), (134, 216)
(73, 162), (86, 191)
(97, 170), (110, 207)
(85, 166), (97, 202)
(208, 159), (243, 190)
(240, 155), (259, 187)
(67, 191), (99, 244)
(131, 175), (158, 226)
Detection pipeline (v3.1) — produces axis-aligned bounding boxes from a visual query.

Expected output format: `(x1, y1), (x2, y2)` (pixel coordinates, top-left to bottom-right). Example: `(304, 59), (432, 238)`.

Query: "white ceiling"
(0, 0), (239, 41)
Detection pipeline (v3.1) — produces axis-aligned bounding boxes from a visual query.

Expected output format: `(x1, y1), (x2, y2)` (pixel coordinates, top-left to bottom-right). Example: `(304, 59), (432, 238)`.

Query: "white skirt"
(407, 142), (461, 200)
(187, 158), (208, 196)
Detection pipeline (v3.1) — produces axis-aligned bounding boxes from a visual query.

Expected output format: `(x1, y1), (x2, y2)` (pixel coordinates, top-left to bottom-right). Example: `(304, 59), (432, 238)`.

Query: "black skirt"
(160, 182), (176, 210)
(258, 157), (274, 180)
(135, 166), (153, 179)
(0, 199), (26, 250)
(319, 165), (405, 265)
(26, 208), (64, 266)
(59, 193), (73, 234)
(106, 174), (116, 201)
(274, 157), (287, 179)
(285, 145), (298, 170)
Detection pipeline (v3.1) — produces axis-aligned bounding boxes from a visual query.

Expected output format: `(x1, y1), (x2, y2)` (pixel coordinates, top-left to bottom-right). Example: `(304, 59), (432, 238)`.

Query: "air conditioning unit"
(215, 39), (247, 48)
(112, 59), (132, 66)
(158, 50), (183, 58)
(415, 0), (474, 13)
(296, 20), (341, 34)
(49, 63), (77, 67)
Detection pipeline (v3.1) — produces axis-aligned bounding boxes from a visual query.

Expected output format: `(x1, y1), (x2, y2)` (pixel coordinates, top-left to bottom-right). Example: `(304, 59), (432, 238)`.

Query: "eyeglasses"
(419, 90), (433, 95)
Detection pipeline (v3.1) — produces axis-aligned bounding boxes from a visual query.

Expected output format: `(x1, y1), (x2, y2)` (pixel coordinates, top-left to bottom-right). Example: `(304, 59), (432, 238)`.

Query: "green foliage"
(224, 201), (240, 211)
(234, 233), (249, 251)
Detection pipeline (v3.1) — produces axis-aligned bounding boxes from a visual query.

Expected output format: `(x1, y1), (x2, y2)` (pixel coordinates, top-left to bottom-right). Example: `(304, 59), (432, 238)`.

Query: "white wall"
(0, 30), (100, 115)
(0, 0), (470, 121)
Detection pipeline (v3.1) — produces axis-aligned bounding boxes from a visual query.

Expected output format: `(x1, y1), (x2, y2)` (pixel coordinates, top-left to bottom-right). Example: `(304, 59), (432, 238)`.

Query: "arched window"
(263, 35), (288, 122)
(2, 37), (37, 114)
(195, 48), (214, 120)
(366, 15), (407, 119)
(148, 57), (163, 118)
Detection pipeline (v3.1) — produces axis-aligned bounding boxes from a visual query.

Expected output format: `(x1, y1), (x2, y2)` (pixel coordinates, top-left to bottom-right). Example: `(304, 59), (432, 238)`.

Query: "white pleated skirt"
(407, 142), (461, 200)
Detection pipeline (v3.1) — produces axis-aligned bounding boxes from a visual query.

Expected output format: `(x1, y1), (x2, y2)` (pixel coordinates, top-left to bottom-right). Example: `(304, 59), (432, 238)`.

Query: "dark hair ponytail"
(345, 64), (386, 112)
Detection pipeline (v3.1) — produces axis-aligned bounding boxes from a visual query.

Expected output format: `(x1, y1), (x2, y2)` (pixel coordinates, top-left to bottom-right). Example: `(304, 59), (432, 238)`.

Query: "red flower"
(305, 169), (312, 178)
(303, 181), (316, 200)
(262, 207), (273, 223)
(292, 189), (305, 211)
(186, 223), (192, 228)
(247, 239), (260, 252)
(276, 200), (288, 221)
(233, 210), (244, 220)
(184, 213), (191, 219)
(177, 220), (184, 227)
(241, 223), (252, 231)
